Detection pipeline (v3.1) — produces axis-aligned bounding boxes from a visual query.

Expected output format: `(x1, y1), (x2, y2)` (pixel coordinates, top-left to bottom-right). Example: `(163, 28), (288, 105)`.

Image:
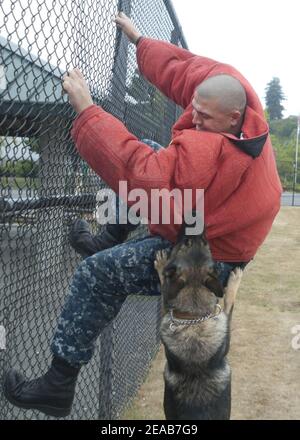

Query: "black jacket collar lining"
(224, 132), (269, 159)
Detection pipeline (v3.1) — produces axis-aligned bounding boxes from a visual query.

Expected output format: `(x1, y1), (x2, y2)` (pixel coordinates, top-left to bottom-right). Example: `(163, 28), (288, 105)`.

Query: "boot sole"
(3, 381), (71, 418)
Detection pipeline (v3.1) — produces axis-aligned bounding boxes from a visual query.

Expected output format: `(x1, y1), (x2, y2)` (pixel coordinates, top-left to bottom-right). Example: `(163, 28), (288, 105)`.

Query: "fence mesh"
(276, 160), (300, 206)
(0, 0), (187, 420)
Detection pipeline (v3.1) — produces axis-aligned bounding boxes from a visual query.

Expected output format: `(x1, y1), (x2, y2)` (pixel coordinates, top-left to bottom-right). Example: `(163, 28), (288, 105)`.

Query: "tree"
(269, 116), (297, 139)
(23, 137), (40, 154)
(0, 159), (38, 178)
(269, 116), (299, 191)
(265, 77), (285, 120)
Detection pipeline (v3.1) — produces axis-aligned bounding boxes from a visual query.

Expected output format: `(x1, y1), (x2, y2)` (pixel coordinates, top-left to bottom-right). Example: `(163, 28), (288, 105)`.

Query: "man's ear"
(230, 110), (241, 127)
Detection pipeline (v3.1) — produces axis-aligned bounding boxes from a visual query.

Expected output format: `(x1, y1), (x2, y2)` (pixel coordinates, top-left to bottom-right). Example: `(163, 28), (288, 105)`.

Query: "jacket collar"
(221, 106), (269, 158)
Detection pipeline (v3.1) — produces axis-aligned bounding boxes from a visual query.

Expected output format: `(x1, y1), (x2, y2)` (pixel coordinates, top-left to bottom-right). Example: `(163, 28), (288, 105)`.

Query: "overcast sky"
(172, 0), (299, 117)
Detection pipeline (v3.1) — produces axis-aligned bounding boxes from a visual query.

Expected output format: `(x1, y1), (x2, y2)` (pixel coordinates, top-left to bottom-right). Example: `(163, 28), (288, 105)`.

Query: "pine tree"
(265, 77), (285, 120)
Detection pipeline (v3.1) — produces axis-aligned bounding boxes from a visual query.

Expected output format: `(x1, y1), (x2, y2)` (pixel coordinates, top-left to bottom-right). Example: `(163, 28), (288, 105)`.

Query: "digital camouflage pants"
(51, 235), (173, 366)
(50, 234), (243, 367)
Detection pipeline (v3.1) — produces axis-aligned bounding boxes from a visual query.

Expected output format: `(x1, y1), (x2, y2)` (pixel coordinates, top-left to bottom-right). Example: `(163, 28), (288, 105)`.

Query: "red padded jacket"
(71, 38), (282, 262)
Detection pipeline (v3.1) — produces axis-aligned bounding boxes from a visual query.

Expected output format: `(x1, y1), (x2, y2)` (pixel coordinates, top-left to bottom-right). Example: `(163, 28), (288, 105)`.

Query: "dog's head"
(160, 229), (223, 311)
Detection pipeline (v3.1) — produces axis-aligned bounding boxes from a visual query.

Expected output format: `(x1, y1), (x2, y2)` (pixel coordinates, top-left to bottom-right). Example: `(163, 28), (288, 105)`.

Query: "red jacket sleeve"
(71, 105), (219, 204)
(136, 38), (265, 130)
(137, 38), (219, 109)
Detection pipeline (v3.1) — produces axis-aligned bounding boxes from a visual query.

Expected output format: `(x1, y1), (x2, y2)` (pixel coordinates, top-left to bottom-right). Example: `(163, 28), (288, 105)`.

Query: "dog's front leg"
(224, 268), (243, 315)
(154, 250), (169, 285)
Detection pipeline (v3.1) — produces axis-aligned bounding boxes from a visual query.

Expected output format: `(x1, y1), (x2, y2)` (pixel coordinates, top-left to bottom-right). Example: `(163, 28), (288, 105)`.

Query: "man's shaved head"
(196, 74), (247, 114)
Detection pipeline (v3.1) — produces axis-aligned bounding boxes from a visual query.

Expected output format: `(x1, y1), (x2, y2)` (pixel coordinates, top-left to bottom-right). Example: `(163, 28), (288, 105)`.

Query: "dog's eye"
(207, 272), (218, 282)
(163, 264), (177, 278)
(204, 274), (224, 298)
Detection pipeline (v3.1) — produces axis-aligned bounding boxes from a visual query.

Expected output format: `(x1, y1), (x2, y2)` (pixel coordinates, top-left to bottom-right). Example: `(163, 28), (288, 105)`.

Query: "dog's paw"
(231, 267), (243, 280)
(155, 250), (168, 263)
(154, 250), (169, 273)
(227, 267), (243, 291)
(223, 268), (243, 315)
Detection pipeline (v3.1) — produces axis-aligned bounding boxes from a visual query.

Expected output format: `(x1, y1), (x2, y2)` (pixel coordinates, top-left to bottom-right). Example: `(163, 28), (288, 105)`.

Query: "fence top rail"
(0, 193), (97, 212)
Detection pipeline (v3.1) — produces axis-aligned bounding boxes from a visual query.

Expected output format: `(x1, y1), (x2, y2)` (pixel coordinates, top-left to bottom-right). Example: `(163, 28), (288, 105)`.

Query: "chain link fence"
(276, 160), (300, 206)
(0, 0), (187, 420)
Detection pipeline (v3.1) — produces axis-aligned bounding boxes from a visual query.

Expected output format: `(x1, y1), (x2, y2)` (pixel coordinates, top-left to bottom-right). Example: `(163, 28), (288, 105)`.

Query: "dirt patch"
(121, 207), (300, 420)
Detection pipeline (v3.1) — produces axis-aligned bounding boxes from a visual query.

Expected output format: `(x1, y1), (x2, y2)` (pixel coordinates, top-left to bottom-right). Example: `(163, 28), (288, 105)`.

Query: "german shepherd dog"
(154, 231), (243, 420)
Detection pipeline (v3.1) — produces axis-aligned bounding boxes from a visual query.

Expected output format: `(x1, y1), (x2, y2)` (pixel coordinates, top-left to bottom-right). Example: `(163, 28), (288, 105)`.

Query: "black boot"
(3, 357), (80, 418)
(69, 219), (137, 258)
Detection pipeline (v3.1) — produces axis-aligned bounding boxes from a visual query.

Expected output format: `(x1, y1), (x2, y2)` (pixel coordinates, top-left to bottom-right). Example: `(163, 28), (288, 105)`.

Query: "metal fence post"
(292, 119), (300, 206)
(108, 0), (132, 120)
(292, 162), (296, 206)
(163, 0), (188, 49)
(161, 28), (181, 146)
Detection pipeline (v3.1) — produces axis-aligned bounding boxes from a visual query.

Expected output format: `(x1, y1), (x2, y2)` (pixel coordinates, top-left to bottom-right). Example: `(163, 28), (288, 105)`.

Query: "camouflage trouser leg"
(51, 235), (173, 367)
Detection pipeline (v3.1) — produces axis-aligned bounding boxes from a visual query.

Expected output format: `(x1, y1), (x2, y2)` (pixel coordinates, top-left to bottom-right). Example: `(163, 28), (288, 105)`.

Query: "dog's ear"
(204, 276), (224, 298)
(177, 220), (188, 244)
(177, 211), (206, 245)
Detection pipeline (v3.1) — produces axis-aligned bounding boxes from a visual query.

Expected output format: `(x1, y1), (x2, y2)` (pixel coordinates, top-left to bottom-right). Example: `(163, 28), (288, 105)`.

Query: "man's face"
(192, 93), (236, 134)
